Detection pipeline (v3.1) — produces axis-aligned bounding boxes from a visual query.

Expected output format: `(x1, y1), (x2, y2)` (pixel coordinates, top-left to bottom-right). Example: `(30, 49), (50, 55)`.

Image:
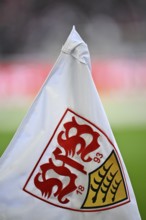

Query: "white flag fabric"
(0, 26), (141, 220)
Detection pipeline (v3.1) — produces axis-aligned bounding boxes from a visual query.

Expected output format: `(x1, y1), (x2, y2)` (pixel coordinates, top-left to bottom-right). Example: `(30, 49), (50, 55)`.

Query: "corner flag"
(0, 26), (141, 220)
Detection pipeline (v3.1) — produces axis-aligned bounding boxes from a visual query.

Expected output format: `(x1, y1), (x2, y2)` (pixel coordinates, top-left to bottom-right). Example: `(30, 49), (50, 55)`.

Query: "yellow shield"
(82, 150), (128, 209)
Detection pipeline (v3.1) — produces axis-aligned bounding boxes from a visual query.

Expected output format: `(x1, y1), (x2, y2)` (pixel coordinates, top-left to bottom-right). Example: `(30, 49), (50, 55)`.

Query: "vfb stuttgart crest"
(23, 109), (130, 212)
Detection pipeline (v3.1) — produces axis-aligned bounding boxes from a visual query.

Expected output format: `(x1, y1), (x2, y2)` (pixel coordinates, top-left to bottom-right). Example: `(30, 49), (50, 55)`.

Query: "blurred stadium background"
(0, 0), (146, 219)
